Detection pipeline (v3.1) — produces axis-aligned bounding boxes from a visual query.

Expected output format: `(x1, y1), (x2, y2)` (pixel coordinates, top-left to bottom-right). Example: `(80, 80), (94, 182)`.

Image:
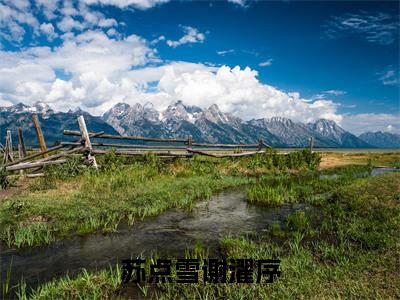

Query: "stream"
(0, 190), (309, 289)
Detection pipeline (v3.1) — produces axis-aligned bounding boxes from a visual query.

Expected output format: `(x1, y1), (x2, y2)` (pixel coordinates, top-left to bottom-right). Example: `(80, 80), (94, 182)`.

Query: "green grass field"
(1, 150), (399, 299)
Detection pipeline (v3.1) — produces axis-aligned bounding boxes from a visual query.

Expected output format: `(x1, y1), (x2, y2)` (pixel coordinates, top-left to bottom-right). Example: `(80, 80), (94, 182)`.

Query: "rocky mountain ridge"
(1, 101), (394, 148)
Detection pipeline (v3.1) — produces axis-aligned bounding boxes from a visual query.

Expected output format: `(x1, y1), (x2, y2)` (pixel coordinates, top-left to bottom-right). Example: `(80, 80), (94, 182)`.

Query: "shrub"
(98, 149), (126, 172)
(29, 156), (85, 191)
(0, 167), (10, 190)
(285, 149), (321, 170)
(42, 156), (85, 180)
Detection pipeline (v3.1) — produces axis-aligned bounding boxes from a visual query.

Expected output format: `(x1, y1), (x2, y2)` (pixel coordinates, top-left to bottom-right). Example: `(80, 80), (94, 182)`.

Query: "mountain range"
(1, 101), (399, 148)
(101, 101), (374, 148)
(358, 131), (400, 148)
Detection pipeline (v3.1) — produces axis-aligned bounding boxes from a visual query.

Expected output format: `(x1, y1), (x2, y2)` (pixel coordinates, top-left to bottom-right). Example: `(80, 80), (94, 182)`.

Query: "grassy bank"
(246, 164), (373, 206)
(319, 151), (400, 169)
(8, 166), (400, 299)
(0, 149), (320, 248)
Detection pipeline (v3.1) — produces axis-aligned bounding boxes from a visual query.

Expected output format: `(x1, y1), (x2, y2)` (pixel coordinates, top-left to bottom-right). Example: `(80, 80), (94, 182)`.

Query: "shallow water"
(370, 167), (400, 176)
(320, 167), (400, 180)
(0, 190), (309, 289)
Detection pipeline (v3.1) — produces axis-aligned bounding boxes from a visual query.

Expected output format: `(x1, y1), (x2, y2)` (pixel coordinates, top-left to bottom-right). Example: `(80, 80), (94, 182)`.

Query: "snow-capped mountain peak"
(0, 100), (384, 147)
(100, 100), (373, 147)
(0, 101), (53, 115)
(31, 101), (53, 116)
(160, 100), (203, 124)
(308, 119), (345, 141)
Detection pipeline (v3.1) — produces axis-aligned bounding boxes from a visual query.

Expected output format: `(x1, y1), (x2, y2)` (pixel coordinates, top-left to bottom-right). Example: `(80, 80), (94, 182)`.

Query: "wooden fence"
(1, 114), (314, 177)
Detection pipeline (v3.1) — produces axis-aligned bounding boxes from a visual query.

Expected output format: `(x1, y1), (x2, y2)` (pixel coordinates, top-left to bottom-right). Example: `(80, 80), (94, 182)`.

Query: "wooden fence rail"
(63, 130), (187, 143)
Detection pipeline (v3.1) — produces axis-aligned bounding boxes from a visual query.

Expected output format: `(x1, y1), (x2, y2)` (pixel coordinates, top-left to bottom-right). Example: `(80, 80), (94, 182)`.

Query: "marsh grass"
(246, 164), (377, 207)
(13, 222), (54, 247)
(1, 259), (12, 299)
(247, 184), (296, 206)
(286, 211), (310, 233)
(270, 223), (285, 238)
(12, 172), (400, 299)
(238, 149), (321, 172)
(16, 265), (122, 300)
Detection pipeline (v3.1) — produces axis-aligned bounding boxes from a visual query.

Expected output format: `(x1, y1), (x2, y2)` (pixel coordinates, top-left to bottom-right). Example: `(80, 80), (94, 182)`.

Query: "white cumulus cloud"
(166, 26), (205, 48)
(81, 0), (169, 9)
(157, 65), (342, 123)
(0, 28), (344, 123)
(40, 23), (58, 40)
(341, 113), (400, 135)
(0, 30), (158, 114)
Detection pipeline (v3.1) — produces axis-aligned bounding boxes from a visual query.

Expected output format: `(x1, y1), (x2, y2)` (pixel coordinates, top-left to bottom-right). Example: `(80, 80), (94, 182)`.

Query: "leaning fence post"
(309, 136), (314, 153)
(18, 127), (27, 158)
(17, 128), (25, 175)
(32, 113), (48, 157)
(6, 130), (13, 161)
(78, 115), (98, 169)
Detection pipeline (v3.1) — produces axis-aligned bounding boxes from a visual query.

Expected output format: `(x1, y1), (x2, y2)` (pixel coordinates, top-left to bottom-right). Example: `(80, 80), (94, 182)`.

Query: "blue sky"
(0, 0), (399, 134)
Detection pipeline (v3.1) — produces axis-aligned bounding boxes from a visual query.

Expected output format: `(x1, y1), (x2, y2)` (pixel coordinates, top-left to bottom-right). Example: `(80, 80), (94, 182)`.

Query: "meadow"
(1, 150), (399, 299)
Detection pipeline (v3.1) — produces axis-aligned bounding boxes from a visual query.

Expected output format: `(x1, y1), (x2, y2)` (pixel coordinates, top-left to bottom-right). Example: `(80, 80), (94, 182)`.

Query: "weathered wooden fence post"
(187, 135), (193, 149)
(78, 115), (98, 169)
(18, 127), (27, 158)
(258, 138), (264, 151)
(2, 139), (6, 164)
(32, 113), (48, 157)
(309, 136), (314, 153)
(187, 135), (193, 156)
(6, 130), (13, 162)
(18, 144), (24, 175)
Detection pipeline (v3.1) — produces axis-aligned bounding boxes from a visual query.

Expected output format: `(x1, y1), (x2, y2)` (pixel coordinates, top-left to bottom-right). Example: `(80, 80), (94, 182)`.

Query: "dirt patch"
(24, 215), (50, 224)
(0, 176), (30, 200)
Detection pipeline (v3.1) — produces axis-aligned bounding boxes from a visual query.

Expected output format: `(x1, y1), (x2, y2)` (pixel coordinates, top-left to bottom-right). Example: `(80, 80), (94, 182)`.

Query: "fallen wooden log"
(6, 159), (67, 172)
(36, 146), (86, 163)
(190, 143), (259, 148)
(91, 149), (192, 157)
(263, 142), (272, 148)
(187, 149), (267, 158)
(26, 173), (45, 178)
(61, 141), (188, 150)
(63, 130), (187, 143)
(3, 144), (65, 167)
